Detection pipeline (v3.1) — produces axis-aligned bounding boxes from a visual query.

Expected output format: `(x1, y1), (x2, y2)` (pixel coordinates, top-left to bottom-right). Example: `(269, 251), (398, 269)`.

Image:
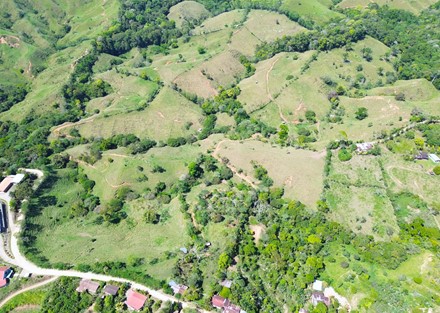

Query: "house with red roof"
(125, 289), (147, 311)
(0, 266), (13, 288)
(212, 295), (244, 313)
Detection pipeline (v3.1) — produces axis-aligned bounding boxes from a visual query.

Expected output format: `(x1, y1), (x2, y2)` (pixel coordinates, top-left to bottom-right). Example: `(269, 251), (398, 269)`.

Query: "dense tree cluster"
(0, 84), (28, 113)
(96, 0), (181, 55)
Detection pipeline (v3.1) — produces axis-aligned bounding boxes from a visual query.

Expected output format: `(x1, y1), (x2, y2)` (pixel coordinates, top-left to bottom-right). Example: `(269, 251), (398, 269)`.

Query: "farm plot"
(32, 196), (190, 280)
(76, 144), (204, 203)
(239, 51), (316, 112)
(215, 139), (325, 208)
(192, 10), (246, 35)
(167, 1), (210, 28)
(66, 87), (203, 141)
(84, 69), (160, 115)
(325, 153), (399, 241)
(337, 0), (437, 14)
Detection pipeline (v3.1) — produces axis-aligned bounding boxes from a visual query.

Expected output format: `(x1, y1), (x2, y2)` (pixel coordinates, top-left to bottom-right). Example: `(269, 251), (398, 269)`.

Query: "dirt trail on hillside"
(52, 114), (97, 136)
(266, 56), (289, 124)
(212, 139), (258, 188)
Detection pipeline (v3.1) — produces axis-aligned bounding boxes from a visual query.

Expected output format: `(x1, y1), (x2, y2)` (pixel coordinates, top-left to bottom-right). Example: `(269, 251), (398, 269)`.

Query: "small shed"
(312, 280), (323, 292)
(414, 151), (428, 160)
(76, 279), (100, 294)
(429, 154), (440, 163)
(103, 284), (119, 296)
(220, 279), (233, 288)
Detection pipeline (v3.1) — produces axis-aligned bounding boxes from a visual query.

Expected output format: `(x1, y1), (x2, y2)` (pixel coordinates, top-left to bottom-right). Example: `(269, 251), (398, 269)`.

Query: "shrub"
(338, 149), (352, 162)
(433, 166), (440, 176)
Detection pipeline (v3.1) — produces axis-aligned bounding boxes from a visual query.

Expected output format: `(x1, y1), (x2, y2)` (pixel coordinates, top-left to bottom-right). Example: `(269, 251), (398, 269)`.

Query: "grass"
(32, 193), (190, 280)
(337, 0), (438, 14)
(215, 139), (325, 207)
(67, 87), (203, 141)
(243, 10), (306, 42)
(0, 284), (50, 313)
(238, 51), (315, 112)
(325, 152), (399, 241)
(323, 243), (440, 311)
(76, 144), (205, 203)
(381, 151), (440, 213)
(280, 0), (344, 24)
(192, 10), (246, 35)
(167, 1), (210, 28)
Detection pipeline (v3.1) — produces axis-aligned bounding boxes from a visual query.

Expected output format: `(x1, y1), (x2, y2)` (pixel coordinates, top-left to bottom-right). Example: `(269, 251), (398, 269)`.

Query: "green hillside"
(0, 1), (439, 312)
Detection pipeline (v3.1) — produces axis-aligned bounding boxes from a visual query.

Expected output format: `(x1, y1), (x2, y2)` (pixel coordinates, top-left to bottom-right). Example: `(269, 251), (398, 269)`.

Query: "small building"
(212, 295), (243, 313)
(312, 292), (330, 307)
(168, 281), (188, 295)
(299, 309), (308, 313)
(220, 279), (233, 288)
(429, 154), (440, 163)
(312, 280), (323, 292)
(180, 247), (188, 254)
(0, 203), (8, 233)
(103, 284), (119, 296)
(76, 279), (100, 294)
(0, 266), (13, 288)
(356, 142), (374, 153)
(0, 177), (14, 193)
(414, 151), (429, 160)
(125, 289), (147, 311)
(212, 295), (230, 309)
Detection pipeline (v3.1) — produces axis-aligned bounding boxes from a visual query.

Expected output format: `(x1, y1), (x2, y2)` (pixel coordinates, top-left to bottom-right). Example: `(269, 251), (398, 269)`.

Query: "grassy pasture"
(1, 41), (93, 122)
(85, 69), (160, 115)
(338, 0), (438, 14)
(192, 10), (246, 35)
(244, 10), (306, 42)
(323, 244), (440, 311)
(325, 153), (399, 241)
(215, 139), (325, 207)
(238, 51), (316, 112)
(67, 87), (203, 140)
(307, 37), (395, 92)
(381, 152), (440, 215)
(76, 144), (203, 202)
(150, 28), (231, 84)
(32, 195), (190, 280)
(57, 0), (119, 46)
(367, 79), (440, 102)
(280, 0), (344, 24)
(167, 1), (210, 28)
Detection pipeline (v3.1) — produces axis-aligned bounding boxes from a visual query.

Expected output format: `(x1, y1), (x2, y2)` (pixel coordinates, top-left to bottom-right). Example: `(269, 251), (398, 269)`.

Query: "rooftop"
(125, 289), (147, 311)
(76, 279), (100, 294)
(103, 284), (119, 296)
(0, 177), (13, 193)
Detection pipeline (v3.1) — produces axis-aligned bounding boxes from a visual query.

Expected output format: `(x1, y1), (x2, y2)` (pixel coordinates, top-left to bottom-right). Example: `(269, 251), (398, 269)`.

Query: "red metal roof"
(0, 266), (10, 278)
(212, 295), (229, 308)
(0, 278), (7, 288)
(126, 289), (147, 311)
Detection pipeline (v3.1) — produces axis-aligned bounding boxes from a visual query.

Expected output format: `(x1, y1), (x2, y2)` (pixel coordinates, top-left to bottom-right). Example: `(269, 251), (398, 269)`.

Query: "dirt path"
(0, 277), (58, 309)
(212, 139), (258, 189)
(265, 56), (289, 124)
(52, 114), (97, 136)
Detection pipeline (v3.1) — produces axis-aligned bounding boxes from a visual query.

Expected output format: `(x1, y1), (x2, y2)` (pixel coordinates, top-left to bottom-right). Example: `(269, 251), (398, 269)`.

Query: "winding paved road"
(0, 170), (209, 312)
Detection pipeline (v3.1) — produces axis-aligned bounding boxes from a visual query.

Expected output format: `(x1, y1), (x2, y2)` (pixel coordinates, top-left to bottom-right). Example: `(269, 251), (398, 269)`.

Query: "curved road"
(0, 170), (209, 311)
